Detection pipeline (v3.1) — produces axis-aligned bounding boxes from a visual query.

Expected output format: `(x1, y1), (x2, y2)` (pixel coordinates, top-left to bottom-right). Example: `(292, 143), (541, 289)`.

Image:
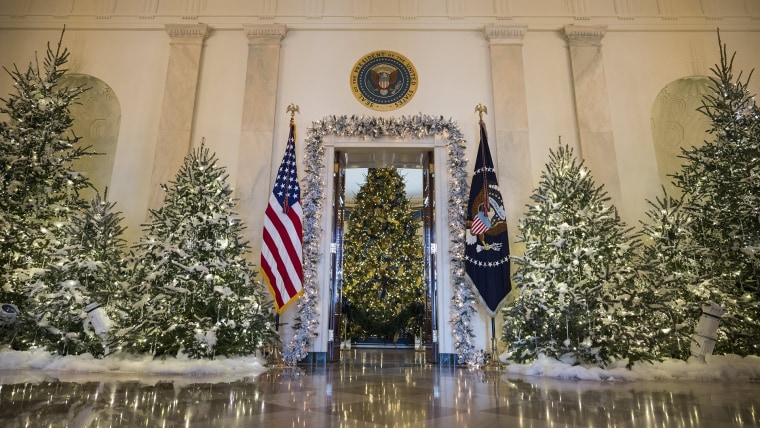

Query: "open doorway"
(328, 149), (438, 362)
(287, 115), (475, 367)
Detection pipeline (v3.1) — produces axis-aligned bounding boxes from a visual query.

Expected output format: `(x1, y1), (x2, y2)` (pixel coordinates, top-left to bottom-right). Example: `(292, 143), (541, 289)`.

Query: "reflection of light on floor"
(0, 350), (759, 427)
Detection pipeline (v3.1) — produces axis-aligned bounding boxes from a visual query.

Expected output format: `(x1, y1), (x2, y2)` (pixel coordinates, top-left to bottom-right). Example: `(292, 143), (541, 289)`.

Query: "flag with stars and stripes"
(261, 120), (303, 313)
(464, 120), (511, 317)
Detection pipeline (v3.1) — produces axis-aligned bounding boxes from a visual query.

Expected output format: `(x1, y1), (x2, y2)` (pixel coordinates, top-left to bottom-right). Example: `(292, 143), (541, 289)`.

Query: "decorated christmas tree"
(502, 145), (639, 367)
(342, 167), (424, 341)
(122, 143), (275, 359)
(21, 190), (129, 356)
(671, 32), (760, 356)
(0, 31), (94, 346)
(634, 189), (722, 360)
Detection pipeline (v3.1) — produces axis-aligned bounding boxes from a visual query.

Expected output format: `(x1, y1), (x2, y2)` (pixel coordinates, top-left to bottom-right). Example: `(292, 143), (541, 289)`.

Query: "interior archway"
(651, 76), (712, 193)
(60, 73), (121, 201)
(281, 114), (483, 367)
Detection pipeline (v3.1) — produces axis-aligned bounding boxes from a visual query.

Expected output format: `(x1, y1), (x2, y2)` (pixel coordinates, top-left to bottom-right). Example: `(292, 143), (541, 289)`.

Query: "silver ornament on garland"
(283, 113), (480, 367)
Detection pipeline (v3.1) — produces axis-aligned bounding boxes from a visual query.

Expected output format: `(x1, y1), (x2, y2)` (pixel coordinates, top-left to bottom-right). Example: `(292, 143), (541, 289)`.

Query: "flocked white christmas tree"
(0, 30), (94, 347)
(670, 32), (760, 356)
(122, 143), (275, 359)
(502, 144), (640, 367)
(21, 190), (129, 356)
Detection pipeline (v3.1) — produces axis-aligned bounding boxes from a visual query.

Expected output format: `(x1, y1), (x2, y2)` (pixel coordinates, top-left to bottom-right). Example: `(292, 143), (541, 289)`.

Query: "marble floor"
(0, 349), (758, 427)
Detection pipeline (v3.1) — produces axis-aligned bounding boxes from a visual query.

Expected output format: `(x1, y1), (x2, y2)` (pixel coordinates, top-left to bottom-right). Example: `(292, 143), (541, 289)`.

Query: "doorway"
(286, 115), (475, 367)
(327, 149), (438, 362)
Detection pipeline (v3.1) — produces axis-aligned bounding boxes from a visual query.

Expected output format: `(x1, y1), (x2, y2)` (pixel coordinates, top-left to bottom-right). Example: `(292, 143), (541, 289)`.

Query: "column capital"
(243, 24), (288, 45)
(165, 23), (210, 42)
(483, 24), (527, 45)
(563, 25), (607, 47)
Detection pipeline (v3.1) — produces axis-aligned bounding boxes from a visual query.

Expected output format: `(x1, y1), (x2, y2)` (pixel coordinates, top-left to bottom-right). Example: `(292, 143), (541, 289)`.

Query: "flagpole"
(474, 104), (501, 371)
(483, 316), (501, 371)
(267, 314), (288, 368)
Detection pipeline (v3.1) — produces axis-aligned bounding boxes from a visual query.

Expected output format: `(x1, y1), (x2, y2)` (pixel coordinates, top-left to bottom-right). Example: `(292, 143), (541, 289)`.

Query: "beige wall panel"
(522, 31), (580, 188)
(191, 29), (248, 188)
(0, 29), (169, 242)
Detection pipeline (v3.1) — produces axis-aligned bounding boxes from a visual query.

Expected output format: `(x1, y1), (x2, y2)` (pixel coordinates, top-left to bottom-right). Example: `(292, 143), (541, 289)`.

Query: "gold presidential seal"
(350, 50), (418, 111)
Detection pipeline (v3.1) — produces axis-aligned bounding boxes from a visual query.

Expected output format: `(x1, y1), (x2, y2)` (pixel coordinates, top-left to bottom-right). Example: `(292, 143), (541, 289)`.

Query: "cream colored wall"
(604, 30), (760, 225)
(191, 29), (248, 191)
(267, 29), (497, 353)
(0, 28), (168, 242)
(2, 0), (760, 357)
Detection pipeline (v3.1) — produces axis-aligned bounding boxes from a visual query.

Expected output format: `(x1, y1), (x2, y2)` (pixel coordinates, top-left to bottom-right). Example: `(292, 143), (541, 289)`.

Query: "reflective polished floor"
(1, 349), (758, 427)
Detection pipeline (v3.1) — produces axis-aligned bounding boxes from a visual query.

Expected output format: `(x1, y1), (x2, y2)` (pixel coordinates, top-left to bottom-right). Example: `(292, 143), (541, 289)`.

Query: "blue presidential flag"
(464, 120), (511, 316)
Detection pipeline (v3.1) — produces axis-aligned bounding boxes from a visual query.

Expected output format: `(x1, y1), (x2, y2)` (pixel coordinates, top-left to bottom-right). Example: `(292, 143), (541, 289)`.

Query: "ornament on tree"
(690, 302), (725, 362)
(84, 302), (112, 337)
(1, 304), (19, 327)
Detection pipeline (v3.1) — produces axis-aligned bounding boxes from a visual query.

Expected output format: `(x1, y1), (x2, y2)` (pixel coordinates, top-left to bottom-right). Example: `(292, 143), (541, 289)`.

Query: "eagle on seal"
(370, 64), (398, 95)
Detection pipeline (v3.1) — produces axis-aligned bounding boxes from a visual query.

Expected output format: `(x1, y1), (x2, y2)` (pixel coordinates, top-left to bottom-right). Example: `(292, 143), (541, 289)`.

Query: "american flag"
(261, 120), (303, 313)
(470, 211), (491, 235)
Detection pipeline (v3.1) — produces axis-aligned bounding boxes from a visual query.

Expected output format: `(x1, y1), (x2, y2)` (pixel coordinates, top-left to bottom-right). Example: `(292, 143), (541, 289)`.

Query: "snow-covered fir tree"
(635, 189), (723, 360)
(502, 145), (640, 367)
(21, 190), (129, 356)
(342, 167), (424, 340)
(671, 32), (760, 356)
(0, 31), (94, 346)
(123, 143), (275, 359)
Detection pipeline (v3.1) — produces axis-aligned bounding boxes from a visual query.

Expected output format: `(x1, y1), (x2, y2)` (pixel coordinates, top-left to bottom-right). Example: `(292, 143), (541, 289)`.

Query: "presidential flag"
(464, 120), (511, 317)
(261, 120), (303, 313)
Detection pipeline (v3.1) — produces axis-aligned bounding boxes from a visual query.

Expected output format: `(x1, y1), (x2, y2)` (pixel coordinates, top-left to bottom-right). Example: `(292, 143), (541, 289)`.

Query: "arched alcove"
(651, 76), (712, 193)
(61, 74), (121, 201)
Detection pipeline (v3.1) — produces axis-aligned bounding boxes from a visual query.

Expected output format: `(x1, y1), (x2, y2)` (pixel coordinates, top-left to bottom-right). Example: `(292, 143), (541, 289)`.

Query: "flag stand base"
(482, 317), (501, 371)
(267, 346), (289, 368)
(482, 340), (501, 371)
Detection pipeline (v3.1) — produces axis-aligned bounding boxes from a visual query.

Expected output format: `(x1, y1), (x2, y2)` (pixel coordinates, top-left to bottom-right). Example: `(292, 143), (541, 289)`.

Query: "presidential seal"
(350, 50), (418, 111)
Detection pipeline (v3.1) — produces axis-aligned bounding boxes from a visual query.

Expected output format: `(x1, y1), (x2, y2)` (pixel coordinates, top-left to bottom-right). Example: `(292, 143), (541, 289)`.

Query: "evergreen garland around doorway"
(288, 114), (481, 367)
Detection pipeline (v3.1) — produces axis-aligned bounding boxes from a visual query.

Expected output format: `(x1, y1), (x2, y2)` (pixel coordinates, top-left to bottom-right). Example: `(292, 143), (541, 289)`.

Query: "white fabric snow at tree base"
(1, 348), (758, 382)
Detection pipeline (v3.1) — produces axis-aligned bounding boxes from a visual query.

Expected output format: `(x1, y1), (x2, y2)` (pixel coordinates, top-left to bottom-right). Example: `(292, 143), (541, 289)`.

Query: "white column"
(148, 23), (209, 211)
(563, 25), (622, 207)
(483, 24), (532, 243)
(235, 24), (288, 254)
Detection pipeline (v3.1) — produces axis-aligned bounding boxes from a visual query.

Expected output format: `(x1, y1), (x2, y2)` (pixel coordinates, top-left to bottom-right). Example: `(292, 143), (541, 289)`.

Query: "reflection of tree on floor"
(342, 168), (424, 344)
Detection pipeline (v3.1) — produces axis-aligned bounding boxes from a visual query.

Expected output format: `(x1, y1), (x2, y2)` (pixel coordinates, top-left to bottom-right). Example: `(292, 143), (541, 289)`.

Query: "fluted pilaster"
(483, 24), (532, 244)
(148, 23), (210, 212)
(563, 24), (622, 207)
(236, 24), (288, 255)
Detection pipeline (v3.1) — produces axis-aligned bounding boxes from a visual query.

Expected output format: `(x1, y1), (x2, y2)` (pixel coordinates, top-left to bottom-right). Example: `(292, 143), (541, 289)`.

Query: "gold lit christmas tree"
(342, 168), (424, 341)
